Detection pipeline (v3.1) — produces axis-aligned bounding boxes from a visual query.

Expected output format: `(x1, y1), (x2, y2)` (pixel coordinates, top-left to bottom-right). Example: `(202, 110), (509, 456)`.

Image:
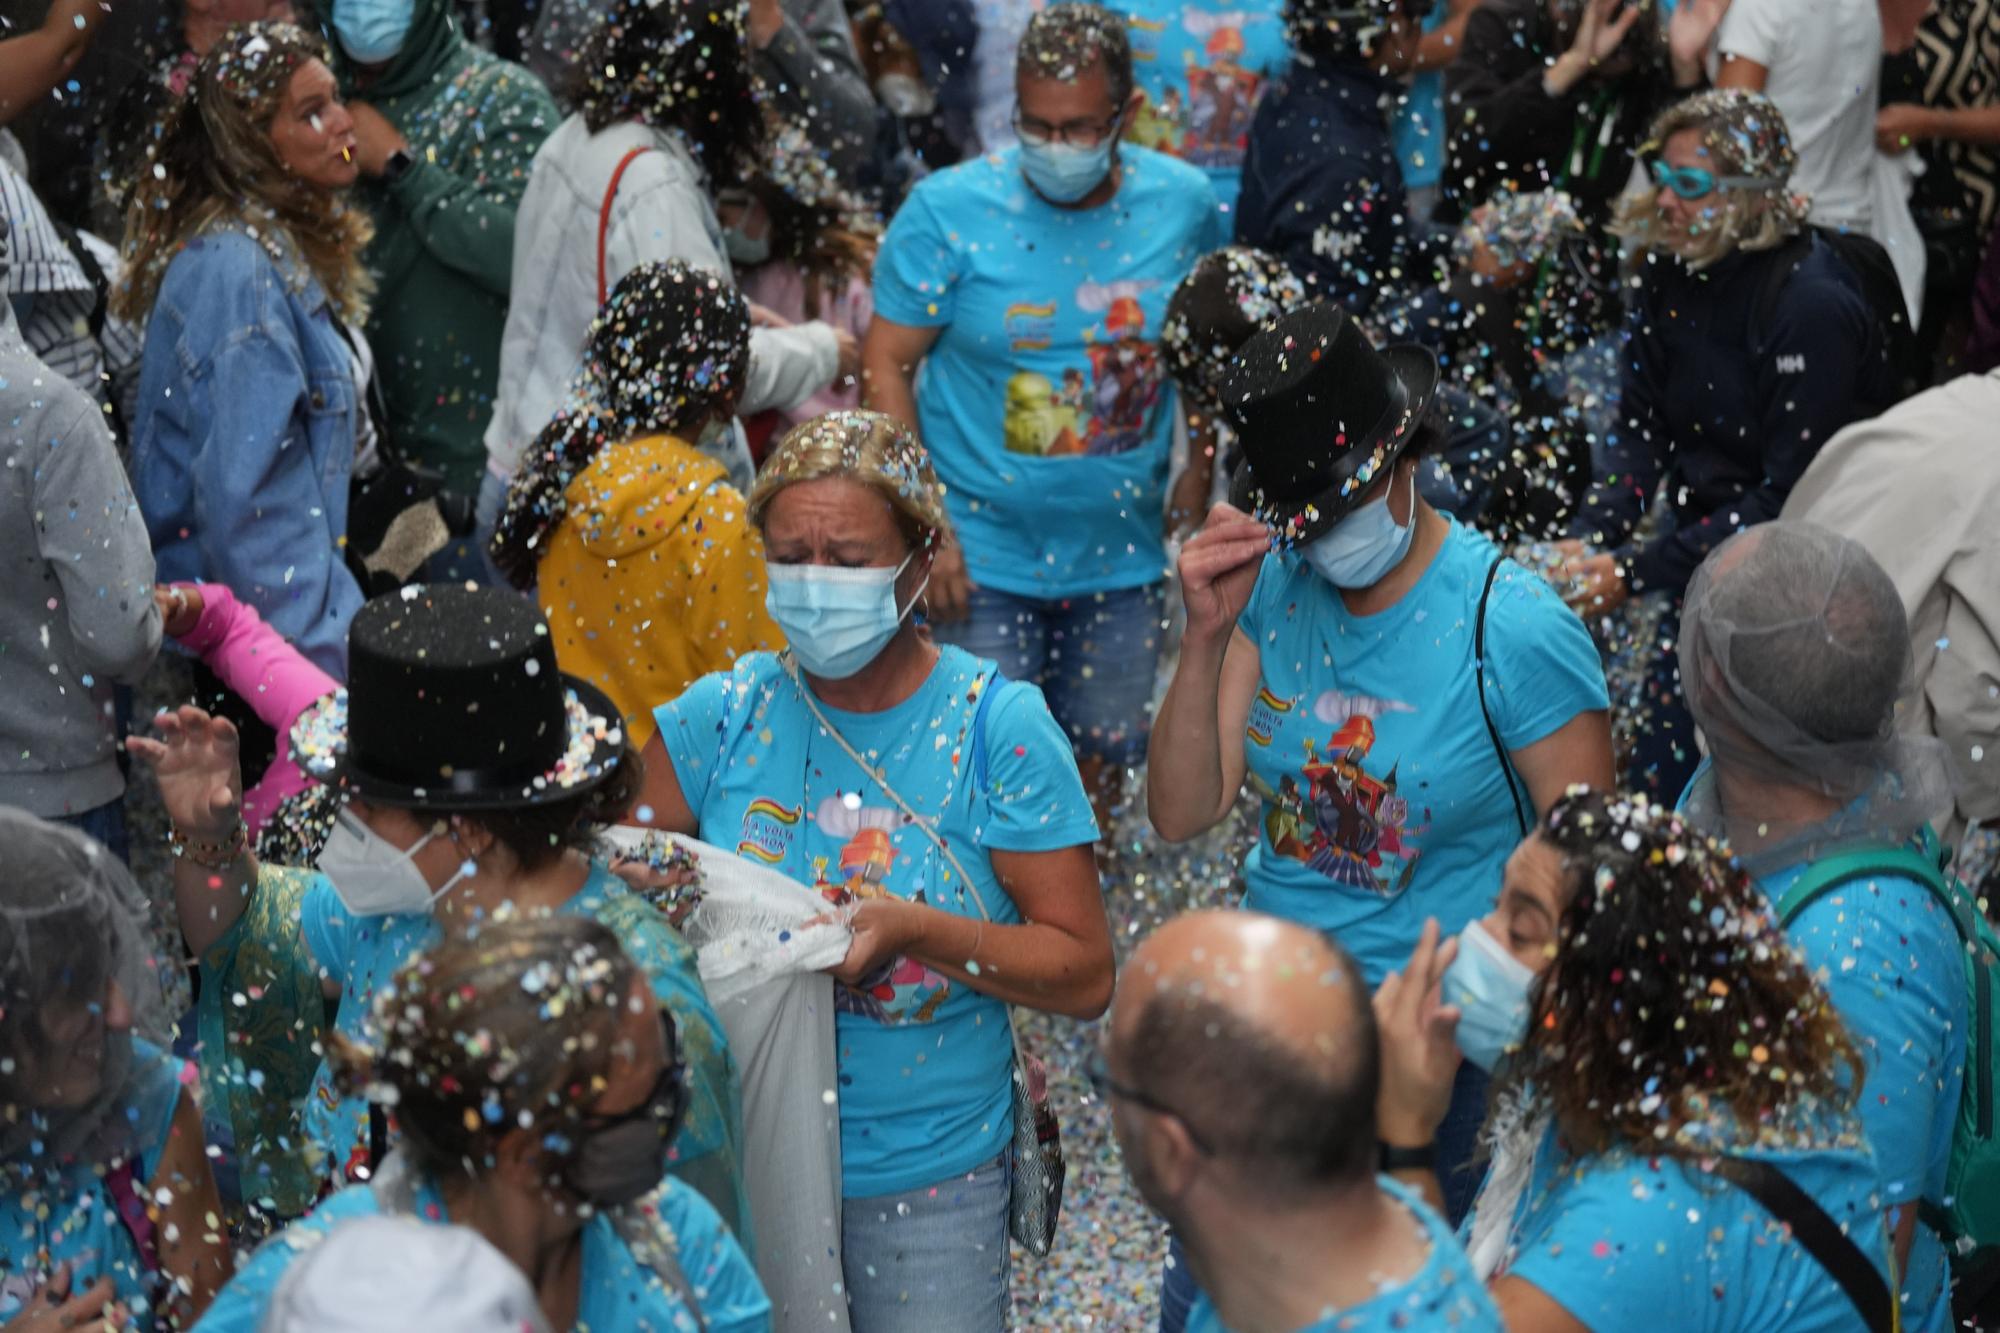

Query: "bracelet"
(1378, 1140), (1437, 1172)
(169, 819), (248, 869)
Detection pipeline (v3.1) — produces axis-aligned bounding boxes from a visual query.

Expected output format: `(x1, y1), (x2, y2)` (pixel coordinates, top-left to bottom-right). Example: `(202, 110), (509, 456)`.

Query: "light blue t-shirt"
(1186, 1177), (1502, 1332)
(1109, 0), (1291, 212)
(1389, 6), (1450, 194)
(657, 647), (1099, 1196)
(1236, 520), (1608, 984)
(297, 861), (743, 1224)
(0, 1040), (185, 1329)
(192, 1173), (770, 1333)
(1500, 1117), (1891, 1332)
(872, 146), (1224, 599)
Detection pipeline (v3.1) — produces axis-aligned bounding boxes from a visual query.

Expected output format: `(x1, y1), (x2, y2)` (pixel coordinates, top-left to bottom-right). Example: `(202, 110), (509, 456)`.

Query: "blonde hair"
(114, 22), (375, 325)
(1610, 89), (1808, 270)
(747, 410), (953, 551)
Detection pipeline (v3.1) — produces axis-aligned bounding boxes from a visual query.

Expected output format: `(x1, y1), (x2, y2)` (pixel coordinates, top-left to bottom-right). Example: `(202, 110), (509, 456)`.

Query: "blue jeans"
(1157, 1061), (1491, 1332)
(842, 1151), (1011, 1333)
(931, 581), (1166, 765)
(54, 798), (129, 864)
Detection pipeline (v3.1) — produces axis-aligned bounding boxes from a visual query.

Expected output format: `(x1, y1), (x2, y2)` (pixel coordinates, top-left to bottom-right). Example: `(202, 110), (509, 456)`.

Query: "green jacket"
(339, 0), (559, 494)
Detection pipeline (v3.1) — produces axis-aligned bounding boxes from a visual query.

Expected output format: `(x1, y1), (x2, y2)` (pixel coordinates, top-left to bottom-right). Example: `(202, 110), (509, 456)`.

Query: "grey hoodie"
(0, 218), (161, 817)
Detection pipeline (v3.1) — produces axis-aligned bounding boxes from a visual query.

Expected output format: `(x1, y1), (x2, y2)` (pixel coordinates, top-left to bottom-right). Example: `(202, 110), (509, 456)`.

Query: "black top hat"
(1223, 303), (1440, 546)
(290, 585), (625, 809)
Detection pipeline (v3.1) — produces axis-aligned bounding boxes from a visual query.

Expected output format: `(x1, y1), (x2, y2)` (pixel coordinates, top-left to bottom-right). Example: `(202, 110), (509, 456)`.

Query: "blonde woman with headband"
(119, 21), (375, 678)
(1554, 89), (1903, 802)
(633, 410), (1114, 1332)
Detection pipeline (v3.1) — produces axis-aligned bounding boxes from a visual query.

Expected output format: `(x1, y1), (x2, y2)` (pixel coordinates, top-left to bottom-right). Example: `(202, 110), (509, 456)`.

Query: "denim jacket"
(132, 225), (363, 678)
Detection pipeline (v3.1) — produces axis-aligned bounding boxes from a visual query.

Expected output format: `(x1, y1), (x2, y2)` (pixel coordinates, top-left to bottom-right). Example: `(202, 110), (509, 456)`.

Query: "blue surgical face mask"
(331, 0), (415, 64)
(1441, 918), (1538, 1073)
(1301, 466), (1416, 589)
(723, 224), (771, 267)
(765, 554), (927, 680)
(1019, 138), (1117, 205)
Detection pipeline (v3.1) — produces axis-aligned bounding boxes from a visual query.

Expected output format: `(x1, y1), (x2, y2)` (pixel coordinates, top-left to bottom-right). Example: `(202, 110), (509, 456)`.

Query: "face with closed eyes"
(266, 59), (358, 190)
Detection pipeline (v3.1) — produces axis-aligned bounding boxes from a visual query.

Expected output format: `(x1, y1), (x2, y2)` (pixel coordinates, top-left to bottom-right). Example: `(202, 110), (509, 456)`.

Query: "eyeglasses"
(1649, 160), (1780, 201)
(1085, 1046), (1216, 1154)
(1012, 104), (1125, 149)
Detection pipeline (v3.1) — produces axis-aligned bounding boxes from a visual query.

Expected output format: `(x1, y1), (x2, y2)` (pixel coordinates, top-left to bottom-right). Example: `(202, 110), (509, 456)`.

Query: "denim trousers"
(842, 1150), (1012, 1333)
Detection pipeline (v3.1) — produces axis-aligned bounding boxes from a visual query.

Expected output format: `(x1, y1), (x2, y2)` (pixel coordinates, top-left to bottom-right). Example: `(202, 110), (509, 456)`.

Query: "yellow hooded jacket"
(537, 434), (783, 743)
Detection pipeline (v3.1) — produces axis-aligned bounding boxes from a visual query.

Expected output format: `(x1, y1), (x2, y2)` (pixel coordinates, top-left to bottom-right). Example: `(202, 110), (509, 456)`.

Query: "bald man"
(1099, 910), (1499, 1333)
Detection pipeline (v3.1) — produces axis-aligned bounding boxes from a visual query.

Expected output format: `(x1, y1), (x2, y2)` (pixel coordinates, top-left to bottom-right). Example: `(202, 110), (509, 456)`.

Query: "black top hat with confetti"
(290, 585), (624, 810)
(1223, 303), (1440, 546)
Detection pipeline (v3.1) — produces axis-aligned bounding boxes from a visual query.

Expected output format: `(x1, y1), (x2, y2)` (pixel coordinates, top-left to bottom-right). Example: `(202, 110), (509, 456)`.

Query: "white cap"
(261, 1216), (553, 1333)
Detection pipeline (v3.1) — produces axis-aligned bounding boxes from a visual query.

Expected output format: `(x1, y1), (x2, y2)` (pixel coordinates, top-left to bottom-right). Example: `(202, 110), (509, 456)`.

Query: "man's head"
(1012, 3), (1143, 204)
(1680, 522), (1909, 797)
(1101, 911), (1378, 1239)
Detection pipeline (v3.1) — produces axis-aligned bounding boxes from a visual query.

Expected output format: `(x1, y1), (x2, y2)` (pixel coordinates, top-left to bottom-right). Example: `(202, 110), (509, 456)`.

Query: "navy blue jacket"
(1576, 234), (1896, 597)
(1235, 54), (1414, 319)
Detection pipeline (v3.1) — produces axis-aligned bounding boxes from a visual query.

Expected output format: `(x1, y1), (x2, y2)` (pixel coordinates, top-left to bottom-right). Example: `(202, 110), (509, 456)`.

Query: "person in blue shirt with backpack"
(1556, 90), (1901, 802)
(632, 410), (1115, 1333)
(1678, 521), (1989, 1333)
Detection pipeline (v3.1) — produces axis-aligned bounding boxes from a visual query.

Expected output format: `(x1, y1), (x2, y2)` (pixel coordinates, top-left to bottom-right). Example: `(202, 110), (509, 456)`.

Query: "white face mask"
(316, 808), (468, 917)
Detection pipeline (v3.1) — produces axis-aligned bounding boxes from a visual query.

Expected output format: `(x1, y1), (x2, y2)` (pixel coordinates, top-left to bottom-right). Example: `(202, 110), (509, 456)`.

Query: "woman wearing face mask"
(1375, 790), (1897, 1333)
(489, 259), (782, 736)
(1150, 303), (1612, 1231)
(191, 917), (770, 1333)
(0, 810), (233, 1332)
(117, 22), (374, 679)
(1555, 90), (1902, 803)
(864, 2), (1226, 826)
(631, 410), (1115, 1333)
(130, 584), (750, 1239)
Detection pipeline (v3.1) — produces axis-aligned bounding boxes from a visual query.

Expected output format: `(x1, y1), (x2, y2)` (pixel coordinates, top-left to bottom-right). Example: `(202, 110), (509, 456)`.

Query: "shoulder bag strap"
(1773, 845), (1965, 940)
(598, 146), (654, 307)
(1707, 1155), (1899, 1333)
(1476, 555), (1530, 836)
(780, 654), (1028, 1065)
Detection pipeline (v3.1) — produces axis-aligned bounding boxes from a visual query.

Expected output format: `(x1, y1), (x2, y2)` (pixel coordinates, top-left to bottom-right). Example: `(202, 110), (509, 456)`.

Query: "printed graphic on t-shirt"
(797, 793), (956, 1027)
(1248, 687), (1428, 896)
(1125, 8), (1278, 168)
(1001, 283), (1165, 457)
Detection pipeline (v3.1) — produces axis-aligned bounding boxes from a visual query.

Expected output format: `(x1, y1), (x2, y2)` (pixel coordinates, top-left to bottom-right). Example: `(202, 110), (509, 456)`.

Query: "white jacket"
(483, 115), (841, 488)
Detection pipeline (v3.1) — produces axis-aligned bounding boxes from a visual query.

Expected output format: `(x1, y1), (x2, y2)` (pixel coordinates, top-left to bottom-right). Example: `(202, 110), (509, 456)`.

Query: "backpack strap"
(1708, 1155), (1898, 1333)
(1750, 229), (1818, 360)
(1475, 556), (1529, 837)
(597, 146), (654, 307)
(1772, 842), (1973, 945)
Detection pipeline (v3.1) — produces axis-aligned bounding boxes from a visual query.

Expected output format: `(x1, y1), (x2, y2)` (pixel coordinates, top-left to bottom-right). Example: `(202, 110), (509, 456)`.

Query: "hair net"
(0, 808), (177, 1175)
(1679, 522), (1954, 869)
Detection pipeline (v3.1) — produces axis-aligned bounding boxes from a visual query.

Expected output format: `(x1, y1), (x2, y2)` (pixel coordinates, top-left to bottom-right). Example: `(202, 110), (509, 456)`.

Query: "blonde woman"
(118, 22), (375, 677)
(634, 410), (1114, 1333)
(1555, 89), (1901, 801)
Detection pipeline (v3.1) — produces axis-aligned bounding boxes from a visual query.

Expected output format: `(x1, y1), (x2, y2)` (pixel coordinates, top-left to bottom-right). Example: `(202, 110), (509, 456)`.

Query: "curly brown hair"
(113, 22), (374, 325)
(1495, 788), (1864, 1160)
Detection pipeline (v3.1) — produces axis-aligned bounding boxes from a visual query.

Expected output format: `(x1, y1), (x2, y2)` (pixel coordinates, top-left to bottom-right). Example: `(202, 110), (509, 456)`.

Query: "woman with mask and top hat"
(1374, 789), (1897, 1333)
(129, 584), (750, 1241)
(631, 409), (1114, 1333)
(191, 917), (771, 1333)
(1147, 303), (1612, 1321)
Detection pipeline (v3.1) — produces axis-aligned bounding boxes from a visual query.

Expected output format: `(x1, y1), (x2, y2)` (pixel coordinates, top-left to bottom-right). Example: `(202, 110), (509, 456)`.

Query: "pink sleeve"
(174, 583), (337, 835)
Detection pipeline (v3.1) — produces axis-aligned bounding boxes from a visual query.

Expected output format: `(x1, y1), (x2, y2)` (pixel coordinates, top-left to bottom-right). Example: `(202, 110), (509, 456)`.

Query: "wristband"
(1379, 1141), (1437, 1172)
(169, 819), (248, 869)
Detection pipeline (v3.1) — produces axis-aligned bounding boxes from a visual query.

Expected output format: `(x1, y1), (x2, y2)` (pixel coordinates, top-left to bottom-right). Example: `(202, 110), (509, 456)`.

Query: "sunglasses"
(1649, 160), (1780, 201)
(1085, 1046), (1216, 1155)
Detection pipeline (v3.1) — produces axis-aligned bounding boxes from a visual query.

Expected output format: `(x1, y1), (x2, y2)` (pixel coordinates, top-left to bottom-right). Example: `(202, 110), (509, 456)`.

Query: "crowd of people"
(3, 0), (1999, 1329)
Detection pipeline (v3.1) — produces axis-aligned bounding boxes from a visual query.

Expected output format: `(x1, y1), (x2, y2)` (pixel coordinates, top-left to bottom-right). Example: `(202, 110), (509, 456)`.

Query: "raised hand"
(1668, 0), (1732, 84)
(1373, 917), (1464, 1148)
(126, 706), (243, 838)
(1178, 503), (1270, 643)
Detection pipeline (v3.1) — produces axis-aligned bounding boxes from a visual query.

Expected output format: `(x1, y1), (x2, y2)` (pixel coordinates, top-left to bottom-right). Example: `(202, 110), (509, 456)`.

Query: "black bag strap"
(1708, 1155), (1898, 1333)
(1476, 555), (1529, 836)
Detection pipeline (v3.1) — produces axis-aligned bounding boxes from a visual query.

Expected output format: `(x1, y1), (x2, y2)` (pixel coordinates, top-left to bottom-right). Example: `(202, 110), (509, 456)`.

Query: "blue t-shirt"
(1389, 7), (1449, 193)
(1109, 0), (1291, 212)
(1236, 520), (1608, 984)
(298, 861), (742, 1215)
(872, 146), (1224, 599)
(1186, 1177), (1502, 1332)
(657, 647), (1099, 1196)
(192, 1173), (770, 1333)
(0, 1040), (186, 1329)
(1500, 1118), (1891, 1332)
